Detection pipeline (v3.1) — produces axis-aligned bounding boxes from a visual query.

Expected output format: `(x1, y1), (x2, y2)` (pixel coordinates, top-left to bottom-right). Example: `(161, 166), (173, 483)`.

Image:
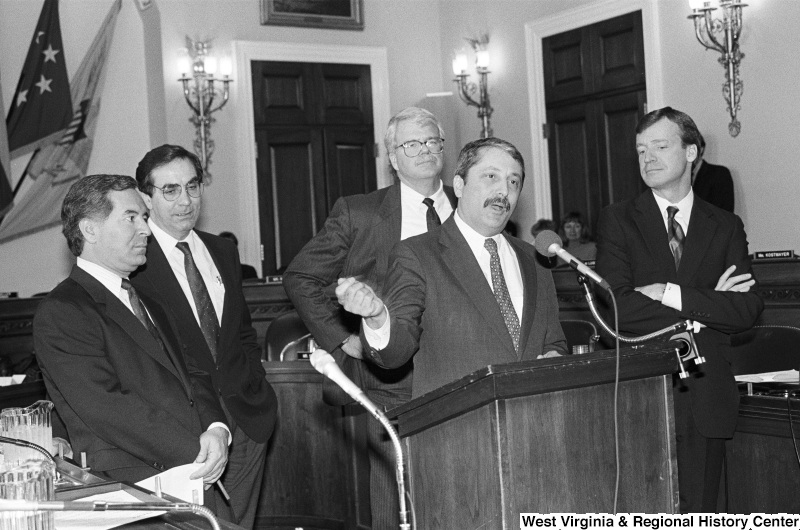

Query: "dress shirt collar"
(652, 188), (694, 234)
(453, 210), (508, 256)
(400, 179), (447, 207)
(76, 256), (124, 297)
(148, 218), (201, 255)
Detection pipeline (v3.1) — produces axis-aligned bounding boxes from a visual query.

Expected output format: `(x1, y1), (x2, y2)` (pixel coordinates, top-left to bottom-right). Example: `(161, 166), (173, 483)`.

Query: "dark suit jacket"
(283, 183), (457, 406)
(363, 216), (568, 398)
(33, 266), (226, 482)
(595, 191), (763, 438)
(693, 160), (734, 212)
(131, 231), (277, 443)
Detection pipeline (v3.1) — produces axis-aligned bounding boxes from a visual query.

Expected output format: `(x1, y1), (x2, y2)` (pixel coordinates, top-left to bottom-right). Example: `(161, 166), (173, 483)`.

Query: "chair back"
(727, 325), (800, 375)
(265, 311), (312, 361)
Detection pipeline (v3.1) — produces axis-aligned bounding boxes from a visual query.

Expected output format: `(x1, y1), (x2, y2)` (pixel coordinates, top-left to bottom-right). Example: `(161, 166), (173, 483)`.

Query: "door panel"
(598, 91), (647, 207)
(319, 64), (373, 125)
(593, 13), (646, 93)
(255, 127), (324, 274)
(323, 126), (377, 211)
(251, 62), (317, 126)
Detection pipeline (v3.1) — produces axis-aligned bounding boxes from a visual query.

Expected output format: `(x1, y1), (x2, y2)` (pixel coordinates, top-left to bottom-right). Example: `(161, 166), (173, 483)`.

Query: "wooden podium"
(389, 345), (681, 527)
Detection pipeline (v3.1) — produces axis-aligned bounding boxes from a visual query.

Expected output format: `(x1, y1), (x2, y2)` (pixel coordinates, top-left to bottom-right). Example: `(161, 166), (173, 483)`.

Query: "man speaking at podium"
(595, 107), (763, 512)
(337, 137), (567, 398)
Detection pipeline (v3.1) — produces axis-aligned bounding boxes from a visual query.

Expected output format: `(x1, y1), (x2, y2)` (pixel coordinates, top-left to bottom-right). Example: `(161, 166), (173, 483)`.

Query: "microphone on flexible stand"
(534, 230), (611, 290)
(535, 228), (706, 376)
(310, 349), (412, 530)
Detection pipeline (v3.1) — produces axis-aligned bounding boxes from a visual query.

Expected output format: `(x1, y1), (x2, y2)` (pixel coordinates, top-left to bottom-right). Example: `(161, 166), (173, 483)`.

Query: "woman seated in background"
(559, 211), (596, 262)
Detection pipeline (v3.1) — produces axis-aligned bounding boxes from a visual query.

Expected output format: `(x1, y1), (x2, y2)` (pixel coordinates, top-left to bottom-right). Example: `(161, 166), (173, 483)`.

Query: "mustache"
(483, 196), (511, 212)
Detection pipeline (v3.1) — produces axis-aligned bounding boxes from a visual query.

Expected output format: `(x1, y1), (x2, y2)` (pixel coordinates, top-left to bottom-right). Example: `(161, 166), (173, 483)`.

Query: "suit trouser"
(673, 383), (727, 513)
(215, 402), (269, 530)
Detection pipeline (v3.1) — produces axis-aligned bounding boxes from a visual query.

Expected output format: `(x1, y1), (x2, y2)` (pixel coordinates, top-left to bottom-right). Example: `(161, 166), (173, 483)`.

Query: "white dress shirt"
(148, 220), (225, 325)
(652, 189), (694, 311)
(364, 211), (523, 349)
(399, 180), (454, 241)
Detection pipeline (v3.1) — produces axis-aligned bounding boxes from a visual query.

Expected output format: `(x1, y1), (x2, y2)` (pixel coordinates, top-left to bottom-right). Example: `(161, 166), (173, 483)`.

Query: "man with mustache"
(337, 137), (567, 399)
(284, 107), (456, 527)
(594, 107), (763, 512)
(33, 175), (229, 508)
(130, 145), (277, 529)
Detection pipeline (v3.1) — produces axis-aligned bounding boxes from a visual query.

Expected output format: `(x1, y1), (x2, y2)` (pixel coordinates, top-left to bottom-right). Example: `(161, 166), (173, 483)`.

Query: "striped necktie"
(176, 242), (220, 360)
(667, 206), (685, 271)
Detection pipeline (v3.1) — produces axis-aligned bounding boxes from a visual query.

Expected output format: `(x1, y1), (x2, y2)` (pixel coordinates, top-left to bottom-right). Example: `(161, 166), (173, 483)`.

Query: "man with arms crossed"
(338, 137), (567, 398)
(131, 145), (277, 529)
(283, 107), (457, 527)
(34, 175), (229, 508)
(595, 107), (763, 512)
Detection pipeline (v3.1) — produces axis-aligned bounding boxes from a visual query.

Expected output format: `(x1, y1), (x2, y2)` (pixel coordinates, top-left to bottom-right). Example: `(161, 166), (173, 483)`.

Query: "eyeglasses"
(395, 137), (444, 158)
(150, 180), (203, 202)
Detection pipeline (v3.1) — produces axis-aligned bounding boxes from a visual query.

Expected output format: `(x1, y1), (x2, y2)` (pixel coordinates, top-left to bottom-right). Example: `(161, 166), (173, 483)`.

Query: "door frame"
(524, 0), (664, 220)
(232, 41), (390, 274)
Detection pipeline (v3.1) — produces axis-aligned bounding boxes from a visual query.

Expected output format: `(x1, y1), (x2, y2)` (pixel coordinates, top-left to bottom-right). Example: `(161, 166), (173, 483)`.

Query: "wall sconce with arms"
(452, 34), (493, 139)
(688, 0), (747, 137)
(177, 36), (233, 180)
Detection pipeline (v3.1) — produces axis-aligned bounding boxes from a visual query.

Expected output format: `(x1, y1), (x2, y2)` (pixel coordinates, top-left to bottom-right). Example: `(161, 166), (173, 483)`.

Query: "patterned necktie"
(175, 242), (220, 360)
(484, 238), (521, 351)
(667, 206), (685, 271)
(422, 197), (441, 231)
(121, 278), (161, 341)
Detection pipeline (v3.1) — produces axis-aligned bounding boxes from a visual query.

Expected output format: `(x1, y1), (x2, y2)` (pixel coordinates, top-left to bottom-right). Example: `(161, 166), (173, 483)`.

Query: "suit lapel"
(71, 266), (185, 385)
(510, 238), (536, 359)
(439, 219), (517, 353)
(634, 192), (678, 281)
(679, 199), (718, 284)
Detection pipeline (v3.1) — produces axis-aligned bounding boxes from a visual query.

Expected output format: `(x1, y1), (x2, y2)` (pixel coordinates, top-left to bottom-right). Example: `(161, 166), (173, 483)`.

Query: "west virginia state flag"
(6, 0), (73, 158)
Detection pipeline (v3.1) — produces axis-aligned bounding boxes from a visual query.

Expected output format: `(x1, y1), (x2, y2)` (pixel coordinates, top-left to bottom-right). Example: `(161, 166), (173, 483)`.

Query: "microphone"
(310, 349), (412, 530)
(309, 350), (384, 421)
(534, 230), (611, 290)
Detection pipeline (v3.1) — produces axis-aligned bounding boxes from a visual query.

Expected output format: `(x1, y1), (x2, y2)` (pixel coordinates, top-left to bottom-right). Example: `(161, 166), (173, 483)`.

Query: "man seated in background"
(692, 131), (735, 212)
(283, 107), (456, 527)
(33, 174), (229, 510)
(337, 137), (567, 398)
(219, 231), (258, 280)
(595, 107), (762, 512)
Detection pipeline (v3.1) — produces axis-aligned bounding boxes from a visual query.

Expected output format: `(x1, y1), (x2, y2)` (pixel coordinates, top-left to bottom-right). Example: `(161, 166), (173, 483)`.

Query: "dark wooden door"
(251, 61), (376, 274)
(544, 11), (646, 233)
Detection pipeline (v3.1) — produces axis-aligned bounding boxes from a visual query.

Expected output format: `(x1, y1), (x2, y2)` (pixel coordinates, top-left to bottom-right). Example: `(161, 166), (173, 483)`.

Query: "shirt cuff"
(662, 282), (682, 311)
(362, 306), (390, 350)
(207, 422), (232, 446)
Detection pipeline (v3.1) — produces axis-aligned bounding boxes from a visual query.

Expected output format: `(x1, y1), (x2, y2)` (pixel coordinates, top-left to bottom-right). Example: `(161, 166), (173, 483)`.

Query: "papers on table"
(135, 463), (204, 504)
(735, 369), (800, 383)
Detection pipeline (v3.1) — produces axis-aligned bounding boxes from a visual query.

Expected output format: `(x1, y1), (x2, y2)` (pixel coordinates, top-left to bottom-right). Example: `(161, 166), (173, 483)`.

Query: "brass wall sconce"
(452, 34), (493, 139)
(688, 0), (747, 137)
(177, 36), (233, 180)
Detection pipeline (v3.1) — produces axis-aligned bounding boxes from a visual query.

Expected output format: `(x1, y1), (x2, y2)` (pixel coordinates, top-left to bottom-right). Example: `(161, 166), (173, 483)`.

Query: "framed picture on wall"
(260, 0), (364, 30)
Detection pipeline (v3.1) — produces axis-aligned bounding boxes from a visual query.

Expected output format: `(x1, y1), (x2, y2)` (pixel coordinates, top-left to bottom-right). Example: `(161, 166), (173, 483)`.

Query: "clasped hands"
(635, 265), (755, 301)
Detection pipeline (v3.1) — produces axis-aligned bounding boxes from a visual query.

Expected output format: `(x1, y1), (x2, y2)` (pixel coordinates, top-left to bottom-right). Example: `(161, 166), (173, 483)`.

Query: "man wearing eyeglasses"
(130, 144), (277, 530)
(284, 107), (457, 528)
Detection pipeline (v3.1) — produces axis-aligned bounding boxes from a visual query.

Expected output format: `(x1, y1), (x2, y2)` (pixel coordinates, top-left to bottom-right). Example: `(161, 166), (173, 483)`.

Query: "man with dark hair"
(692, 132), (735, 212)
(283, 106), (457, 527)
(595, 107), (763, 512)
(34, 174), (230, 501)
(337, 137), (566, 397)
(130, 145), (276, 529)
